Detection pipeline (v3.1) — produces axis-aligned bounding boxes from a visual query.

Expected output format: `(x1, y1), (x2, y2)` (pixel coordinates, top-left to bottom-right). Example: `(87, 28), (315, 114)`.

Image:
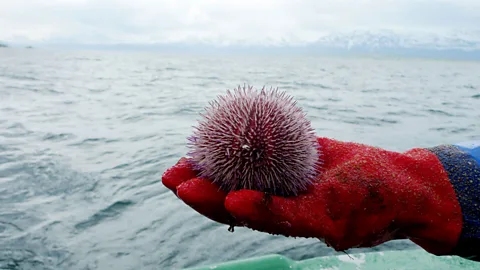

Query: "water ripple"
(74, 200), (134, 231)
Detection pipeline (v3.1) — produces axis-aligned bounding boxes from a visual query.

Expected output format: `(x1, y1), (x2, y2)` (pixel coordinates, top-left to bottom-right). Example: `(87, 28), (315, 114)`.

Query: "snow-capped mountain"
(309, 29), (480, 51)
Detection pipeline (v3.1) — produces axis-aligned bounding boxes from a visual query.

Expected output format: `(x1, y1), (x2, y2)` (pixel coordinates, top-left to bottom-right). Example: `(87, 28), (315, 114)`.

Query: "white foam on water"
(337, 253), (366, 269)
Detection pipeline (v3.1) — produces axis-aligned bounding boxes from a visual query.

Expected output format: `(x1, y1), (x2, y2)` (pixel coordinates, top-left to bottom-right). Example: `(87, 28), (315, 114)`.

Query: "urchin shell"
(187, 85), (321, 197)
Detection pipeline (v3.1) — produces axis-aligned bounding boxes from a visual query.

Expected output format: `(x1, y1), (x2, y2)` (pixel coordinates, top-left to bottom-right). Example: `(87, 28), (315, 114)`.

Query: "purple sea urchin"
(187, 85), (321, 197)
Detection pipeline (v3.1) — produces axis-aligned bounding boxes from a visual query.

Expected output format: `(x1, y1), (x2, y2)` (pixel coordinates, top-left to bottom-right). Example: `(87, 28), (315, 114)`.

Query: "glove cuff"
(427, 142), (480, 261)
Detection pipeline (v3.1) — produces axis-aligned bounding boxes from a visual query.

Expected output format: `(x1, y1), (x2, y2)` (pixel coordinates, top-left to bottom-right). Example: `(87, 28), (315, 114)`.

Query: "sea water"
(1, 48), (479, 269)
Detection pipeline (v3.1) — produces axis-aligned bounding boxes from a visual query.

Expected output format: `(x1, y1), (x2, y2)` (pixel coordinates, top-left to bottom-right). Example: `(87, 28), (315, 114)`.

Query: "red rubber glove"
(162, 137), (464, 255)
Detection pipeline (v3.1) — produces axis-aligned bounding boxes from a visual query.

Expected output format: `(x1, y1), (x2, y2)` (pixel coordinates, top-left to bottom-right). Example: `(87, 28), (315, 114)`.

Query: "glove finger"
(177, 178), (235, 226)
(162, 157), (198, 193)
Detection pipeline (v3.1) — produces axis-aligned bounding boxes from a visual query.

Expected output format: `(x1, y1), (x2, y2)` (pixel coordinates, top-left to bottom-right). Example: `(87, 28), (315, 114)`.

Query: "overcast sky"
(1, 0), (480, 45)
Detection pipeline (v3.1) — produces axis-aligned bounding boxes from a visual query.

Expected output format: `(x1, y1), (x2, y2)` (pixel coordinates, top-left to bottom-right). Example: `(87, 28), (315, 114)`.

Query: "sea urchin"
(187, 85), (321, 197)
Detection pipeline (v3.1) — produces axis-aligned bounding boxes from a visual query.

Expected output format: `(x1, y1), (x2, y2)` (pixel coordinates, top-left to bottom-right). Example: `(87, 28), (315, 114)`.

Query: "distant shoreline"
(18, 43), (480, 61)
(0, 43), (35, 49)
(2, 42), (479, 61)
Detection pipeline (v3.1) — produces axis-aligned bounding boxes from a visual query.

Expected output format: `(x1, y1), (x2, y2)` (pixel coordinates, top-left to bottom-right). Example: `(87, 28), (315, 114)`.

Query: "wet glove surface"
(162, 137), (464, 255)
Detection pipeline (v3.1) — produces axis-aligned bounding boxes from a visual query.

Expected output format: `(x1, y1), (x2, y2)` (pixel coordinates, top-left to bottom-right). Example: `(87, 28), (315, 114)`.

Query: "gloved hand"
(162, 137), (464, 255)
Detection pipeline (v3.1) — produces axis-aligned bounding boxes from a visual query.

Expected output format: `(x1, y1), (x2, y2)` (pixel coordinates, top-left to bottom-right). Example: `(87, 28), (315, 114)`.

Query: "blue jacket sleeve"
(427, 141), (480, 261)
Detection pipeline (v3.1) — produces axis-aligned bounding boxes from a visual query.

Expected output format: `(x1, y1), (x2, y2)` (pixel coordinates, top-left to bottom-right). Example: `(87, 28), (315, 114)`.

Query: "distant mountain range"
(5, 29), (480, 59)
(310, 29), (480, 51)
(298, 29), (480, 60)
